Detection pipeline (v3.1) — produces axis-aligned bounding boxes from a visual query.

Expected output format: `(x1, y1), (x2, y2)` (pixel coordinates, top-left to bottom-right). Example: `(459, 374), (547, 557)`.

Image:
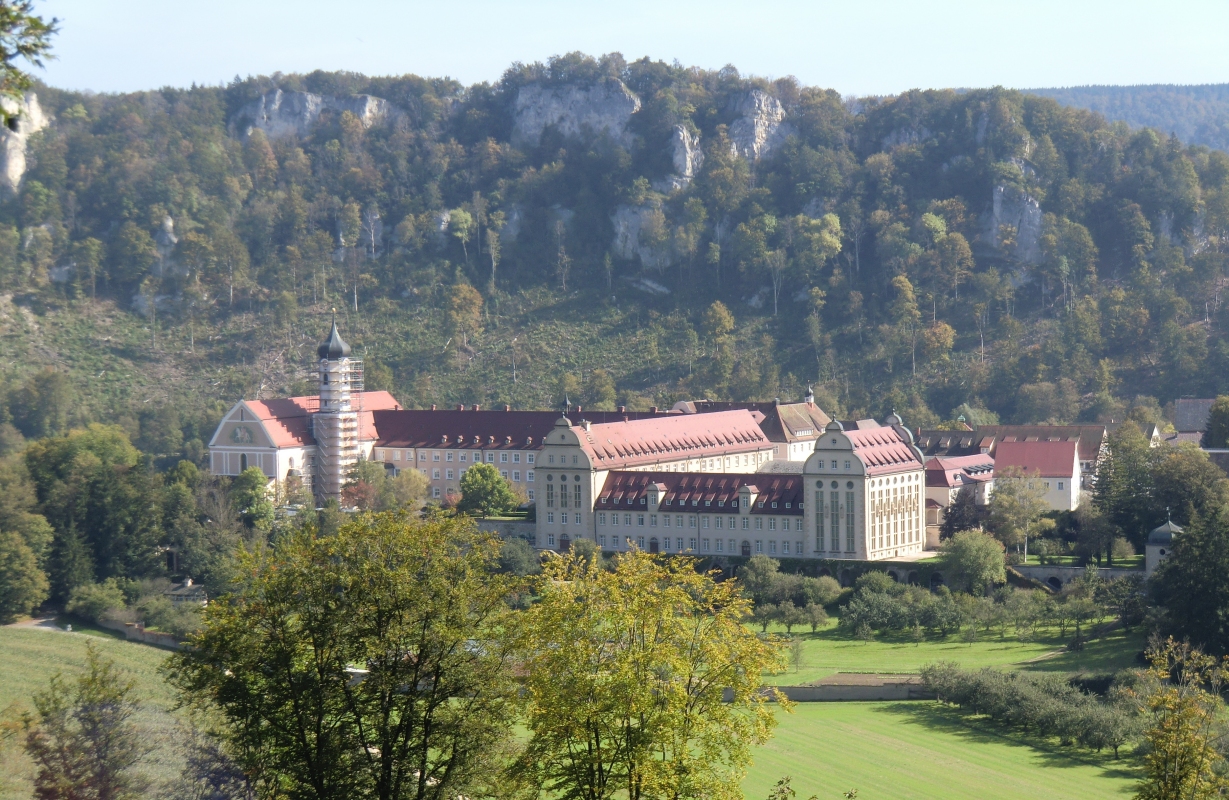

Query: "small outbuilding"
(165, 577), (208, 605)
(1145, 520), (1182, 576)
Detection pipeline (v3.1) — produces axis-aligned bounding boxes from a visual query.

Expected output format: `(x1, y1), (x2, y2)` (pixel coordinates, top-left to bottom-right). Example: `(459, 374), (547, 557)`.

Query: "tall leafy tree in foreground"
(22, 643), (150, 800)
(1132, 639), (1229, 800)
(1153, 509), (1229, 655)
(167, 512), (521, 800)
(515, 551), (789, 800)
(0, 0), (55, 99)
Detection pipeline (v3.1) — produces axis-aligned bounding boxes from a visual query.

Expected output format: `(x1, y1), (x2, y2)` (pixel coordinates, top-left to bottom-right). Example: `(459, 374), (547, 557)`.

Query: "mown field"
(0, 624), (180, 800)
(743, 702), (1139, 800)
(0, 619), (1145, 800)
(761, 620), (1147, 685)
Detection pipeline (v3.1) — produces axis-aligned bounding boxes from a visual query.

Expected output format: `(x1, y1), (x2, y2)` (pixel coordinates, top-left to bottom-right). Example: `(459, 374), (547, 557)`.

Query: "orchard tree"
(516, 551), (789, 800)
(938, 530), (1005, 595)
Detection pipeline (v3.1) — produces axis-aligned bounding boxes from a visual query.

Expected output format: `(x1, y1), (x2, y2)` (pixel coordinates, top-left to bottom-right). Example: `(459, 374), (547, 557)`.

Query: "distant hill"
(1026, 84), (1229, 151)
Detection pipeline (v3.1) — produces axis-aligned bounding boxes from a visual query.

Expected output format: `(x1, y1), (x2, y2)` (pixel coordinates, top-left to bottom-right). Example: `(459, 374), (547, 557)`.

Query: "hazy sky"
(33, 0), (1229, 96)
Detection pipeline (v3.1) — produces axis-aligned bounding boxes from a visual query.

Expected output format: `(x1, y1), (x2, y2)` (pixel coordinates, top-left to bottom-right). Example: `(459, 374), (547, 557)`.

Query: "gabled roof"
(994, 440), (1079, 478)
(841, 422), (925, 476)
(1175, 398), (1215, 433)
(670, 399), (830, 442)
(597, 471), (803, 515)
(916, 425), (1106, 464)
(243, 391), (401, 447)
(372, 408), (668, 450)
(925, 454), (995, 488)
(574, 410), (770, 470)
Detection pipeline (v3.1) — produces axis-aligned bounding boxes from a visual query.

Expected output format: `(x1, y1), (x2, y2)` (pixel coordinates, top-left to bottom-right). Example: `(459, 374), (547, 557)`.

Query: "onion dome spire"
(317, 310), (351, 360)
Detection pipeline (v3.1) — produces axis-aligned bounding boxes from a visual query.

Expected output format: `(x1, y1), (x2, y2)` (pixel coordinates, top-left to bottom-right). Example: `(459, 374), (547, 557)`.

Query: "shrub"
(65, 579), (127, 623)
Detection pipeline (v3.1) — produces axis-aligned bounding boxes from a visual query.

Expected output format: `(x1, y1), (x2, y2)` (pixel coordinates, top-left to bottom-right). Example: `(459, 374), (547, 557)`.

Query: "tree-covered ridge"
(1027, 84), (1229, 153)
(4, 52), (1229, 433)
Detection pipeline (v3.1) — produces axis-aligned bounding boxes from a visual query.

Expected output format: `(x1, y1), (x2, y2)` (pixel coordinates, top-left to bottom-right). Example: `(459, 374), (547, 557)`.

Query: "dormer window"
(704, 500), (710, 506)
(718, 500), (724, 507)
(771, 502), (778, 508)
(785, 503), (791, 509)
(757, 501), (764, 508)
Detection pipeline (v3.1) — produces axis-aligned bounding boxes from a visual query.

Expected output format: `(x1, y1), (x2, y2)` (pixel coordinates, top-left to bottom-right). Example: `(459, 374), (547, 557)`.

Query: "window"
(702, 539), (710, 552)
(239, 453), (248, 472)
(377, 449), (385, 460)
(637, 515), (645, 526)
(677, 515), (684, 527)
(446, 452), (453, 462)
(528, 490), (534, 501)
(432, 487), (441, 498)
(419, 452), (426, 461)
(755, 518), (763, 531)
(500, 470), (508, 479)
(574, 484), (582, 507)
(459, 452), (467, 462)
(769, 540), (777, 553)
(527, 454), (535, 464)
(1058, 481), (1065, 490)
(769, 518), (777, 531)
(1044, 481), (1051, 490)
(637, 536), (645, 548)
(446, 469), (454, 480)
(663, 515), (671, 527)
(546, 484), (554, 507)
(560, 513), (567, 525)
(513, 471), (521, 482)
(796, 541), (803, 554)
(513, 453), (521, 463)
(741, 517), (749, 530)
(844, 460), (851, 470)
(433, 452), (440, 462)
(756, 540), (763, 552)
(527, 471), (534, 482)
(715, 516), (723, 529)
(547, 534), (555, 546)
(702, 517), (710, 529)
(572, 456), (578, 465)
(845, 491), (855, 552)
(611, 512), (619, 526)
(716, 539), (724, 552)
(782, 541), (790, 554)
(393, 450), (400, 461)
(501, 453), (508, 463)
(599, 513), (606, 525)
(486, 452), (495, 463)
(433, 469), (441, 479)
(650, 515), (657, 527)
(599, 535), (607, 547)
(795, 519), (803, 531)
(830, 460), (837, 469)
(688, 537), (696, 550)
(624, 513), (632, 526)
(549, 455), (555, 464)
(831, 491), (841, 551)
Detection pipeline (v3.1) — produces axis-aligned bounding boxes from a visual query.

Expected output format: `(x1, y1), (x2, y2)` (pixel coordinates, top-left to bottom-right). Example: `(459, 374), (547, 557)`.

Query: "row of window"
(377, 449), (536, 465)
(595, 512), (803, 531)
(814, 489), (857, 552)
(428, 467), (535, 483)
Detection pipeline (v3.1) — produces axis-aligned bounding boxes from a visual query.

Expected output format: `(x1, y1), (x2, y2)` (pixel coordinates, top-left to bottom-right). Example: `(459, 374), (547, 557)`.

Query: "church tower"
(313, 314), (363, 501)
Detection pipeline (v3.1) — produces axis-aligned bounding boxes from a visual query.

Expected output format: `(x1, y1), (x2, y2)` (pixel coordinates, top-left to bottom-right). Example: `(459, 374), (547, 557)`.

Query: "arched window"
(240, 453), (248, 472)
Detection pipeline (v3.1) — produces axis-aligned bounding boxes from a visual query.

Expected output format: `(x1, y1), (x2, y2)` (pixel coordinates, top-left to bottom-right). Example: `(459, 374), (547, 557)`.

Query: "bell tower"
(313, 313), (363, 501)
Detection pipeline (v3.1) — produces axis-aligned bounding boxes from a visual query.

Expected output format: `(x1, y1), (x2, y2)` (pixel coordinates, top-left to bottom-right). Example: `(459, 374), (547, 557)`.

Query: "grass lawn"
(762, 621), (1146, 685)
(1017, 554), (1145, 570)
(744, 701), (1139, 800)
(0, 624), (181, 800)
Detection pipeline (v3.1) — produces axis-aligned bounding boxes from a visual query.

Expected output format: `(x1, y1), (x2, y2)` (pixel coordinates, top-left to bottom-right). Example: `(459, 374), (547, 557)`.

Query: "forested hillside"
(1028, 83), (1229, 152)
(0, 52), (1227, 457)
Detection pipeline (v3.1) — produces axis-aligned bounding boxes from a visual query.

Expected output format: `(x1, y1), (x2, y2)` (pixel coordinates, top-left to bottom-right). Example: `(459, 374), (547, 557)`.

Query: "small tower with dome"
(1145, 516), (1182, 576)
(313, 313), (363, 501)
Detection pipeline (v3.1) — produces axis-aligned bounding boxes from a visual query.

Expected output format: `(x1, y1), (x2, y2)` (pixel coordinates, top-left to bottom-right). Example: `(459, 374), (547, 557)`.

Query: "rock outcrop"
(0, 92), (47, 193)
(512, 79), (641, 149)
(727, 90), (791, 161)
(230, 89), (399, 139)
(982, 185), (1043, 264)
(654, 125), (705, 192)
(611, 204), (672, 270)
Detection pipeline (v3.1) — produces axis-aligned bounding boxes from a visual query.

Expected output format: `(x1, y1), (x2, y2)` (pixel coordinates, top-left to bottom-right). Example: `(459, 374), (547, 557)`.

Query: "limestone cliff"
(653, 125), (705, 193)
(512, 79), (641, 149)
(727, 90), (792, 161)
(0, 92), (47, 193)
(611, 204), (673, 270)
(982, 185), (1042, 264)
(230, 89), (400, 139)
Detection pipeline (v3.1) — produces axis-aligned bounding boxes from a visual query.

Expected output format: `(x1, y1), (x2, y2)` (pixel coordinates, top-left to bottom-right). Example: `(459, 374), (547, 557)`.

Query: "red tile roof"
(924, 454), (995, 489)
(993, 440), (1079, 478)
(843, 424), (925, 476)
(597, 471), (803, 515)
(574, 410), (770, 469)
(372, 409), (669, 450)
(245, 392), (401, 447)
(672, 400), (830, 442)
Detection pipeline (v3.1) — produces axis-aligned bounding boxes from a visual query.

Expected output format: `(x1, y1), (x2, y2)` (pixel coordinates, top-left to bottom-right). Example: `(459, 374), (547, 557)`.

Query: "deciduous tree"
(457, 462), (517, 518)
